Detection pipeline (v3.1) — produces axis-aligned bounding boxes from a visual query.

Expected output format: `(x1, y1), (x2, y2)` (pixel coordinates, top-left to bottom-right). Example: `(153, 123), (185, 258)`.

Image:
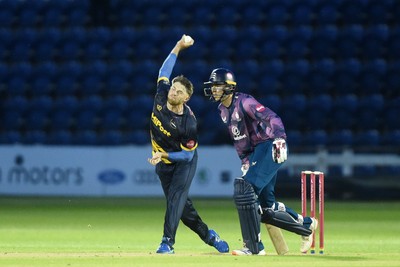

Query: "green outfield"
(0, 197), (399, 267)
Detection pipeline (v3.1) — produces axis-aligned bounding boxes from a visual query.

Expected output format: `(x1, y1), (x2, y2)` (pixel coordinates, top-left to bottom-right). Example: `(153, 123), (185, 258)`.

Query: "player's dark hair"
(172, 75), (194, 97)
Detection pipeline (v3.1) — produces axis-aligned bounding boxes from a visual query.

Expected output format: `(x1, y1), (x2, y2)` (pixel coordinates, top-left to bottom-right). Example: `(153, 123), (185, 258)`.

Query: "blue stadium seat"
(64, 4), (88, 27)
(241, 6), (264, 26)
(331, 94), (358, 130)
(382, 130), (400, 147)
(189, 6), (213, 26)
(386, 60), (400, 91)
(58, 39), (81, 61)
(333, 59), (361, 95)
(362, 25), (389, 59)
(359, 59), (387, 94)
(304, 94), (332, 130)
(388, 26), (400, 59)
(130, 94), (153, 114)
(0, 63), (7, 85)
(18, 2), (41, 27)
(84, 27), (110, 59)
(356, 94), (385, 129)
(53, 95), (79, 112)
(41, 5), (64, 27)
(9, 29), (35, 62)
(164, 5), (187, 26)
(0, 131), (21, 144)
(303, 130), (328, 147)
(285, 26), (312, 59)
(7, 62), (32, 96)
(126, 109), (149, 131)
(365, 0), (392, 24)
(265, 3), (287, 25)
(314, 1), (339, 25)
(198, 131), (219, 146)
(353, 130), (380, 148)
(23, 130), (47, 145)
(103, 95), (129, 112)
(0, 8), (13, 28)
(290, 3), (313, 25)
(104, 61), (133, 94)
(240, 25), (263, 42)
(335, 25), (363, 59)
(49, 110), (73, 131)
(29, 96), (53, 112)
(286, 130), (302, 147)
(280, 94), (306, 129)
(328, 129), (353, 147)
(384, 97), (400, 130)
(57, 27), (85, 61)
(48, 130), (72, 145)
(80, 61), (107, 96)
(0, 28), (12, 61)
(24, 110), (49, 131)
(100, 111), (123, 130)
(126, 130), (149, 145)
(308, 58), (335, 94)
(188, 95), (208, 117)
(281, 60), (309, 93)
(74, 130), (98, 145)
(75, 110), (98, 131)
(108, 39), (132, 60)
(34, 28), (60, 62)
(3, 95), (29, 111)
(3, 110), (23, 131)
(208, 41), (232, 59)
(309, 25), (337, 60)
(31, 62), (57, 95)
(340, 0), (366, 24)
(99, 130), (124, 145)
(259, 26), (287, 59)
(54, 61), (82, 96)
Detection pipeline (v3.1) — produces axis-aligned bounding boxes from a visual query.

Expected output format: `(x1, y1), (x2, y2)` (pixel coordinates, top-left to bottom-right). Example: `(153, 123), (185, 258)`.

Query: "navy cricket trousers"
(155, 150), (209, 246)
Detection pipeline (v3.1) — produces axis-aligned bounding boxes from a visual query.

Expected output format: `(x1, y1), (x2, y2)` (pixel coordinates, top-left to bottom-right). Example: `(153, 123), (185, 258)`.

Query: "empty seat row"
(1, 128), (398, 148)
(0, 129), (149, 146)
(1, 25), (399, 62)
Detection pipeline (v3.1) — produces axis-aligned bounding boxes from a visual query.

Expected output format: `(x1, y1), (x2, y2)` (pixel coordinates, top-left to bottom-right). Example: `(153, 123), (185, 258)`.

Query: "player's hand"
(241, 163), (249, 176)
(177, 34), (194, 49)
(148, 152), (163, 166)
(272, 138), (287, 163)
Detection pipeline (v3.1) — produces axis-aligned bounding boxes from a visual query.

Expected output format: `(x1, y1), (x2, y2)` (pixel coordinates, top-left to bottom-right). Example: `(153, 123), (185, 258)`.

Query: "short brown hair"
(172, 75), (194, 97)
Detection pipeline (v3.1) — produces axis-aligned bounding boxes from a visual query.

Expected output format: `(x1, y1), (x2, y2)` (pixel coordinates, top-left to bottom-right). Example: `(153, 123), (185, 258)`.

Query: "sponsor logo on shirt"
(256, 104), (266, 112)
(151, 112), (171, 137)
(231, 126), (247, 141)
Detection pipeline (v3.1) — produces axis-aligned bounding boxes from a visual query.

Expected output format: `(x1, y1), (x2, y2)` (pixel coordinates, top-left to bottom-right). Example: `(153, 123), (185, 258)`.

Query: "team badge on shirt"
(186, 140), (196, 149)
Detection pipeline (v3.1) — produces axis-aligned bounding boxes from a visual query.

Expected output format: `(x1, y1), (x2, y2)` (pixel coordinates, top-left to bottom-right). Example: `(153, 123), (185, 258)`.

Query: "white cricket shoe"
(300, 217), (318, 253)
(232, 248), (266, 256)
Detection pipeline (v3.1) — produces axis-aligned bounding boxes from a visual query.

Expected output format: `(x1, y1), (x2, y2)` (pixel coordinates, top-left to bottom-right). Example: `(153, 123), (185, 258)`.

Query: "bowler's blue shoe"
(207, 229), (229, 253)
(156, 242), (174, 254)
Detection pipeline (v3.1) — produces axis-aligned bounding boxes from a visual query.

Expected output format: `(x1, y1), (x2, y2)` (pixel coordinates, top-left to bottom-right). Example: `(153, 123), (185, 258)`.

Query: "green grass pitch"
(0, 197), (399, 267)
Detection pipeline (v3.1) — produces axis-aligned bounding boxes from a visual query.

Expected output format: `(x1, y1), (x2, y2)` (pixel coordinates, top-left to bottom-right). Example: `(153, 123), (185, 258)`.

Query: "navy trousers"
(156, 150), (209, 246)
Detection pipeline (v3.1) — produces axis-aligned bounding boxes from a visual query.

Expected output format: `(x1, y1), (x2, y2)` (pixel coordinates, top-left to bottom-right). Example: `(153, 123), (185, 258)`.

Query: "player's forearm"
(166, 150), (195, 162)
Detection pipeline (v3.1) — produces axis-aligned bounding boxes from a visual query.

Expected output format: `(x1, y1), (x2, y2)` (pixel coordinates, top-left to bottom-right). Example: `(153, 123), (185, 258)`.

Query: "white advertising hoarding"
(0, 145), (241, 197)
